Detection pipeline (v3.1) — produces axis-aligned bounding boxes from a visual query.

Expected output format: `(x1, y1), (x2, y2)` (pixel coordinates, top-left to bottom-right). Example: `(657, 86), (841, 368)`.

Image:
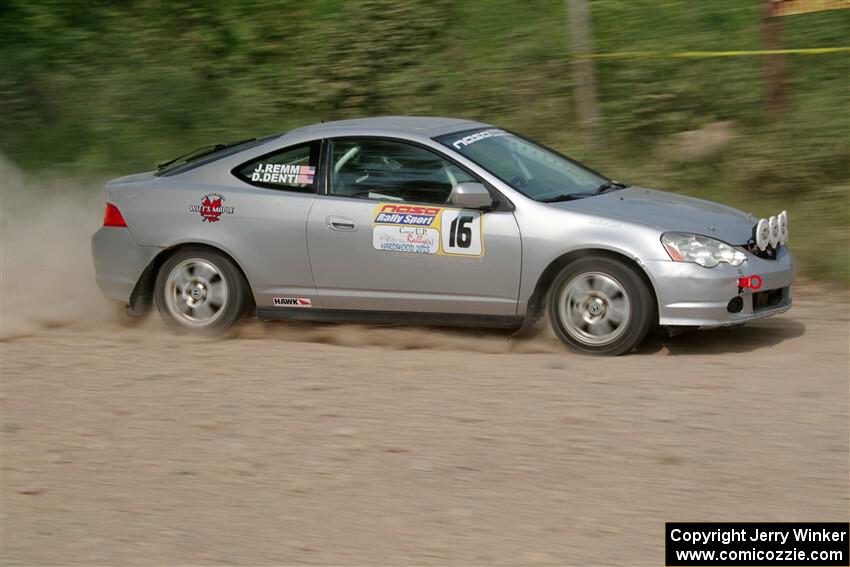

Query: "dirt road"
(1, 281), (848, 566)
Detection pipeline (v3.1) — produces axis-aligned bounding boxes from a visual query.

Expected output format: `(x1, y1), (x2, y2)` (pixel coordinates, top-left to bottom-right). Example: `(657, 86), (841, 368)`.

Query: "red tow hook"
(738, 275), (763, 291)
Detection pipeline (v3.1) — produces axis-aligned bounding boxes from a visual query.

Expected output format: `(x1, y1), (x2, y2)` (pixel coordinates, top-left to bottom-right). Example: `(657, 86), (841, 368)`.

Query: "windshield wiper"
(158, 145), (217, 170)
(540, 193), (590, 203)
(157, 138), (256, 170)
(595, 180), (629, 194)
(541, 180), (630, 203)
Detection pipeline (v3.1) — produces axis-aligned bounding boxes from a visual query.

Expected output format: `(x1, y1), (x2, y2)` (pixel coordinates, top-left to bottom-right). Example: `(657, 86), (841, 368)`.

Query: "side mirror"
(449, 182), (493, 209)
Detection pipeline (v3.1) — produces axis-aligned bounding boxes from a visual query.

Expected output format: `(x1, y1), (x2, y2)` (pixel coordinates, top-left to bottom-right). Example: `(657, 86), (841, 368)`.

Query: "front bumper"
(644, 246), (795, 327)
(91, 227), (160, 303)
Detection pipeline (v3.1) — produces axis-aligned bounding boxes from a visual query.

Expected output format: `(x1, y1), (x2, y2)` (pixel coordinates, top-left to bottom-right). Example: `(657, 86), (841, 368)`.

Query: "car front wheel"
(154, 248), (248, 336)
(548, 256), (653, 355)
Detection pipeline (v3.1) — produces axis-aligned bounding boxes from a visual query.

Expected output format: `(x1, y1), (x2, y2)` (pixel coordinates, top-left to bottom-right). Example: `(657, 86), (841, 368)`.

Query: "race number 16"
(441, 210), (482, 255)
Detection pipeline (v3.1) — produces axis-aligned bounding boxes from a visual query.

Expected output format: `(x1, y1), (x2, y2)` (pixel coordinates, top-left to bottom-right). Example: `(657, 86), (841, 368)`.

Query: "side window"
(234, 142), (320, 193)
(329, 138), (477, 204)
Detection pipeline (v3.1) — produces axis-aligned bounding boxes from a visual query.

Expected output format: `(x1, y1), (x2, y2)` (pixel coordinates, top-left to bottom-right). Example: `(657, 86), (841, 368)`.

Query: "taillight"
(103, 203), (127, 227)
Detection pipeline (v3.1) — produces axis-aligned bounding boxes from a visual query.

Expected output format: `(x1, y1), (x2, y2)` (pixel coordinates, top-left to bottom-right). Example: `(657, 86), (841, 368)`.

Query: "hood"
(556, 187), (756, 244)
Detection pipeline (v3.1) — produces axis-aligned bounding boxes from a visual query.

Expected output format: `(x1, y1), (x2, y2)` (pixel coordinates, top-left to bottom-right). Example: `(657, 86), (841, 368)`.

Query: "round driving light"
(768, 215), (779, 248)
(755, 218), (770, 250)
(778, 210), (788, 245)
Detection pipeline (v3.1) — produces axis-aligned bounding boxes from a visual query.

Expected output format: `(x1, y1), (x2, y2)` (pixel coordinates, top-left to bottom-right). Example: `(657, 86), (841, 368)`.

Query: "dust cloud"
(235, 319), (562, 354)
(0, 156), (124, 340)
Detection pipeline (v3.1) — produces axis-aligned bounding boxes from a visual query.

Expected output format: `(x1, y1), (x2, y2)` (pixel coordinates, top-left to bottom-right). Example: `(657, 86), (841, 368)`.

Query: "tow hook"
(737, 275), (762, 295)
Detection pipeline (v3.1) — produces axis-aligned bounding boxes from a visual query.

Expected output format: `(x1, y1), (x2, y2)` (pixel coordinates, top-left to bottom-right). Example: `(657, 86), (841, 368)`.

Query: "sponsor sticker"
(373, 203), (440, 227)
(273, 297), (312, 307)
(189, 193), (234, 222)
(371, 203), (484, 257)
(251, 163), (315, 185)
(373, 226), (439, 254)
(440, 209), (483, 256)
(451, 128), (509, 149)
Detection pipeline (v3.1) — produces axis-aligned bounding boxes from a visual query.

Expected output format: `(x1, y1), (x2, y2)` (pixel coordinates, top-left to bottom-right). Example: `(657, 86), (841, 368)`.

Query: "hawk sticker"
(189, 193), (234, 223)
(273, 297), (312, 307)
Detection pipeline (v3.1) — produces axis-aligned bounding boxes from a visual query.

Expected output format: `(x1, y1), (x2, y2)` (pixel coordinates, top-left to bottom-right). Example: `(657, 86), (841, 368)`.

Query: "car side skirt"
(256, 308), (524, 329)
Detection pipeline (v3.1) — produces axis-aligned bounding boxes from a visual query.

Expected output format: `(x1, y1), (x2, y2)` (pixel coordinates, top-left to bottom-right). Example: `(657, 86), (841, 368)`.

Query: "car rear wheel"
(154, 248), (248, 336)
(548, 256), (653, 355)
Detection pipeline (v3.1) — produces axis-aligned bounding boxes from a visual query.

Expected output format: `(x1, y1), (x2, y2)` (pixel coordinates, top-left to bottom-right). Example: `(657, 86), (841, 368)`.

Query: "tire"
(547, 256), (653, 356)
(153, 247), (248, 336)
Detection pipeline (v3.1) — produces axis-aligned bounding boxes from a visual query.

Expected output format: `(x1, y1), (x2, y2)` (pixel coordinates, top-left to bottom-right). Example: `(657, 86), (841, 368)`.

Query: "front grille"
(753, 287), (786, 312)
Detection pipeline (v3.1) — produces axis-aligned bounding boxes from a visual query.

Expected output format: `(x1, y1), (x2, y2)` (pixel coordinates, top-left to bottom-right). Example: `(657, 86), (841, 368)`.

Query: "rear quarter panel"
(109, 173), (317, 305)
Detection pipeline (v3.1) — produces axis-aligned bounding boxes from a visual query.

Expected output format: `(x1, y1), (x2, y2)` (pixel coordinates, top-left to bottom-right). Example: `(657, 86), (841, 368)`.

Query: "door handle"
(327, 216), (358, 232)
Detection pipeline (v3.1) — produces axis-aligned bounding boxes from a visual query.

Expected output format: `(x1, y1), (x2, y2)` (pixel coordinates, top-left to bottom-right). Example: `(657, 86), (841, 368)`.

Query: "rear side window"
(234, 141), (320, 193)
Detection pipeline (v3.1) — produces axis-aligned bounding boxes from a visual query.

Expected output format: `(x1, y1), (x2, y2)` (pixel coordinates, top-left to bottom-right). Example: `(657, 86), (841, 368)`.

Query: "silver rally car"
(92, 116), (794, 355)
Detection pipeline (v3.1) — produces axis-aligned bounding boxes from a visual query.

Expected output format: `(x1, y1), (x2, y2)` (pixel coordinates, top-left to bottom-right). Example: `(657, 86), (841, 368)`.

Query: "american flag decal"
(296, 166), (316, 185)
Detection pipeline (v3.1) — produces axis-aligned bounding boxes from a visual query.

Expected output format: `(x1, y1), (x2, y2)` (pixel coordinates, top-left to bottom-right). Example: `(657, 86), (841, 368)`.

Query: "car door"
(306, 137), (522, 316)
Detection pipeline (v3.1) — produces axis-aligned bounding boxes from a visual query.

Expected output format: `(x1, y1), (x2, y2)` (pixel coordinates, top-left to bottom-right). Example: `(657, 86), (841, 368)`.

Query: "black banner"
(666, 522), (849, 566)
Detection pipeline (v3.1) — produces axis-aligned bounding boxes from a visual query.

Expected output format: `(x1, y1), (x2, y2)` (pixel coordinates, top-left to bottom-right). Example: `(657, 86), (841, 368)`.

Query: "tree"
(760, 0), (788, 113)
(566, 0), (601, 149)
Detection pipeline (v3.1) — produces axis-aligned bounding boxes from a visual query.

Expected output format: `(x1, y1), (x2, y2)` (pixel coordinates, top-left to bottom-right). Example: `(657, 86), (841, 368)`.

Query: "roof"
(287, 116), (488, 138)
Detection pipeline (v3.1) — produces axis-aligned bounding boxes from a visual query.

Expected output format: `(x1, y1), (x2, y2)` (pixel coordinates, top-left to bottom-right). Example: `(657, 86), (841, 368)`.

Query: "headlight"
(661, 232), (747, 268)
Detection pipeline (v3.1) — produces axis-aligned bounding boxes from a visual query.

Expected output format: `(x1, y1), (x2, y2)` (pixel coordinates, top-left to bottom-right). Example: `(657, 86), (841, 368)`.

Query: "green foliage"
(1, 0), (848, 280)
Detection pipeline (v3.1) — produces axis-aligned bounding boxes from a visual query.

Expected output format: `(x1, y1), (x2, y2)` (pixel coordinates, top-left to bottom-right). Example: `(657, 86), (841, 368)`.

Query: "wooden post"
(761, 0), (788, 113)
(567, 0), (600, 150)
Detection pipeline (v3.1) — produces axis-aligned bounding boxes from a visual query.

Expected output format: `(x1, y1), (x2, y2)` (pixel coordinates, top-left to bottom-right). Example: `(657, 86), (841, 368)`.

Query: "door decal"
(371, 203), (484, 257)
(440, 209), (483, 256)
(373, 226), (440, 254)
(373, 203), (440, 227)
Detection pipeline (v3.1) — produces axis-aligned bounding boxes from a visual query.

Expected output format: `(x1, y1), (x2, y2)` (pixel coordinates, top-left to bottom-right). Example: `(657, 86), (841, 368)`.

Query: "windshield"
(435, 128), (609, 201)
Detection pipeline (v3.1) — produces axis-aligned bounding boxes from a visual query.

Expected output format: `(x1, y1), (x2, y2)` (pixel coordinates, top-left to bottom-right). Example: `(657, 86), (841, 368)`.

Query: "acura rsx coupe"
(92, 116), (794, 355)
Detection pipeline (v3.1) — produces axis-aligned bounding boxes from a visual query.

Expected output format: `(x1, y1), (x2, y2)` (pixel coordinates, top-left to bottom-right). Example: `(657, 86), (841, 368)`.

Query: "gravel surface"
(1, 283), (848, 566)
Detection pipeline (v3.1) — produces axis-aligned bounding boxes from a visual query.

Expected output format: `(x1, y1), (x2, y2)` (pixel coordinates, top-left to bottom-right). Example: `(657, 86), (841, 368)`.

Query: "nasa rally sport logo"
(373, 204), (440, 226)
(189, 193), (235, 223)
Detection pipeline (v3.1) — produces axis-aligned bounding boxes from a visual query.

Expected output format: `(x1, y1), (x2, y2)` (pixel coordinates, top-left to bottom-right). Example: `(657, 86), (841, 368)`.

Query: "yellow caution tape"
(771, 0), (850, 18)
(576, 47), (850, 59)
